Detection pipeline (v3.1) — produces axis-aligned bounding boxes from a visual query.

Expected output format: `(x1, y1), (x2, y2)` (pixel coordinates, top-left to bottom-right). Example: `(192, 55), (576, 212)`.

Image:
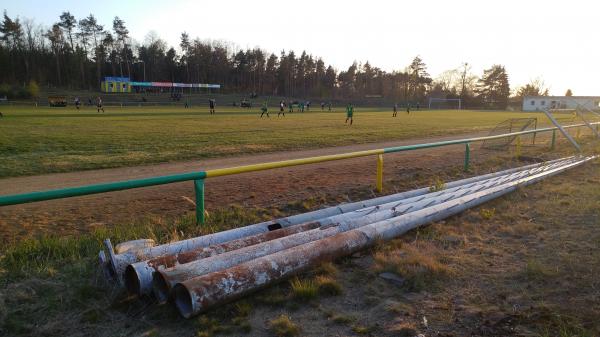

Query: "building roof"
(523, 96), (600, 99)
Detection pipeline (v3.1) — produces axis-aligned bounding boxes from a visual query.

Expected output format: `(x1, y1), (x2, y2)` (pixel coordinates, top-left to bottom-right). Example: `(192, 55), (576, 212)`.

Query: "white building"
(522, 96), (600, 111)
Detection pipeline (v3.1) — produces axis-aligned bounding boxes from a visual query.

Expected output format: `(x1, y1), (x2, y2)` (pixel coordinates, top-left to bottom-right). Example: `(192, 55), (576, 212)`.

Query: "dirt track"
(0, 131), (513, 241)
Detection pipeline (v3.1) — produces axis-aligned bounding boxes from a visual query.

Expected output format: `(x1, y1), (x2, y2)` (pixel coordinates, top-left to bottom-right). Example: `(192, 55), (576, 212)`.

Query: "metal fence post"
(576, 126), (581, 140)
(550, 130), (556, 150)
(464, 143), (470, 172)
(376, 154), (384, 193)
(515, 136), (522, 158)
(194, 179), (205, 224)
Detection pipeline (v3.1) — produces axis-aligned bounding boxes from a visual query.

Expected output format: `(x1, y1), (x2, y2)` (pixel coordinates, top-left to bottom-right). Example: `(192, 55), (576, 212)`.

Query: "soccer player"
(288, 101), (294, 113)
(345, 103), (354, 125)
(75, 97), (81, 110)
(406, 103), (411, 114)
(209, 98), (216, 114)
(328, 102), (332, 111)
(96, 96), (105, 113)
(260, 102), (269, 118)
(393, 103), (398, 117)
(416, 102), (420, 111)
(278, 101), (285, 117)
(321, 102), (325, 111)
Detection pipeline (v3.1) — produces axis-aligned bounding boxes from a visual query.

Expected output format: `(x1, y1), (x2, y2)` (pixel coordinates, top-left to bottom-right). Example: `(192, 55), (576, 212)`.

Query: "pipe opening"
(152, 272), (171, 304)
(174, 283), (194, 318)
(267, 223), (282, 231)
(124, 265), (141, 295)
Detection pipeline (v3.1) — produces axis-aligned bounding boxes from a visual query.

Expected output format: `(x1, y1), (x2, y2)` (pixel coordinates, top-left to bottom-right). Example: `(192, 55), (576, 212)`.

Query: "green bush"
(27, 80), (39, 98)
(0, 83), (10, 97)
(0, 81), (38, 99)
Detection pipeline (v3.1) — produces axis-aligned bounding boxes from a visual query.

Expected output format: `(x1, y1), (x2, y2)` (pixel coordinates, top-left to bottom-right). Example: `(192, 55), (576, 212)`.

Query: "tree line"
(0, 9), (542, 108)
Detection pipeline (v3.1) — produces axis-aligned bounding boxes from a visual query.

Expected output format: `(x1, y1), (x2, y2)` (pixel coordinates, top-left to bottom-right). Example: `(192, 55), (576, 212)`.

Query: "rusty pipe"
(152, 157), (577, 302)
(172, 156), (594, 317)
(134, 160), (549, 297)
(125, 221), (319, 296)
(103, 157), (570, 281)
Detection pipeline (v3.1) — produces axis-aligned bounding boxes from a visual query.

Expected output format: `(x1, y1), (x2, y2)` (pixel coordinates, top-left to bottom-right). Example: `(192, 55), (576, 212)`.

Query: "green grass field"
(0, 106), (547, 178)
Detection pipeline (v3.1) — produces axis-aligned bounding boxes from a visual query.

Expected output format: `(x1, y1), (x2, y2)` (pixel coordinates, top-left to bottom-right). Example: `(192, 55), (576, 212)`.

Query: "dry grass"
(330, 314), (355, 324)
(315, 275), (342, 296)
(498, 220), (541, 236)
(314, 261), (338, 277)
(268, 314), (300, 337)
(478, 207), (496, 220)
(428, 175), (447, 192)
(523, 259), (558, 281)
(373, 242), (452, 291)
(194, 315), (226, 337)
(351, 325), (374, 334)
(289, 277), (318, 301)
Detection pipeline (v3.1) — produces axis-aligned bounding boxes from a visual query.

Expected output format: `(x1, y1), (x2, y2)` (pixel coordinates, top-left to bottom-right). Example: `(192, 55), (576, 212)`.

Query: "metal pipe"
(125, 221), (319, 296)
(543, 109), (581, 152)
(194, 179), (205, 224)
(172, 156), (594, 317)
(0, 171), (207, 206)
(464, 143), (470, 171)
(103, 183), (435, 280)
(100, 157), (572, 281)
(152, 158), (575, 301)
(103, 187), (432, 279)
(575, 109), (600, 138)
(124, 159), (570, 294)
(376, 154), (384, 192)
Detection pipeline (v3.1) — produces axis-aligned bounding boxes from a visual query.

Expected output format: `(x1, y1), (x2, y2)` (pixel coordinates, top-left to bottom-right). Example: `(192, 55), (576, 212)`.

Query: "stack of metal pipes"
(98, 155), (595, 318)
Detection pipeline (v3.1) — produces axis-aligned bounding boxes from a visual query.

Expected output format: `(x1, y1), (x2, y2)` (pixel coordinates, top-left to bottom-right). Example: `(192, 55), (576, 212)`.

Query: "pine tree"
(476, 65), (510, 109)
(58, 12), (76, 51)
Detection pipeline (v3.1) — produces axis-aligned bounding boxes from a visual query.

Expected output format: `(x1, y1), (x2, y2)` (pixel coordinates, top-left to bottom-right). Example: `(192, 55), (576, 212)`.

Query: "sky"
(3, 0), (599, 95)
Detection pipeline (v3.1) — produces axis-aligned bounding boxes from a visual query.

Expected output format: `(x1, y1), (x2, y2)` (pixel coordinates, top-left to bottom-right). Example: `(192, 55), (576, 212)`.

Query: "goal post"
(428, 98), (462, 109)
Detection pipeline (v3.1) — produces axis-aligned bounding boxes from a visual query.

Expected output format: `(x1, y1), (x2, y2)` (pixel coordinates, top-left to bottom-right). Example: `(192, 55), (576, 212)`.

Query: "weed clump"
(429, 176), (446, 192)
(315, 275), (342, 296)
(269, 314), (300, 337)
(479, 207), (496, 220)
(373, 243), (451, 291)
(314, 261), (338, 276)
(290, 277), (318, 300)
(352, 325), (374, 334)
(524, 259), (557, 281)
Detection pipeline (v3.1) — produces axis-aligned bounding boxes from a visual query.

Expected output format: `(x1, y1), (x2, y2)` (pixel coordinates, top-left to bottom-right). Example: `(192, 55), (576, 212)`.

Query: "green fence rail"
(0, 122), (596, 224)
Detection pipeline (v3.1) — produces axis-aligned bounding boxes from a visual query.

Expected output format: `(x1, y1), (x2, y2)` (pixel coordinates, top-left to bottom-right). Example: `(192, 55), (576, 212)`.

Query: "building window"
(541, 101), (545, 106)
(530, 100), (535, 105)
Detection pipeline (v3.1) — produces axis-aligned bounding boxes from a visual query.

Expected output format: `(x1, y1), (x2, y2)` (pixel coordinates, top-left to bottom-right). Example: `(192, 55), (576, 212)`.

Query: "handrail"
(0, 171), (206, 206)
(0, 121), (598, 224)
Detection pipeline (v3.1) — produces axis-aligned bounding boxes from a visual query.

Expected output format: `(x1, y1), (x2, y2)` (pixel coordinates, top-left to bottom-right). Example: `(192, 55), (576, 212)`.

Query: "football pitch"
(0, 106), (547, 178)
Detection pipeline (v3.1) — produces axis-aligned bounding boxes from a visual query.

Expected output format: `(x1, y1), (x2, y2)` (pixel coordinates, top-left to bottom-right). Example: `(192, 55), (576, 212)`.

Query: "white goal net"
(428, 98), (462, 109)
